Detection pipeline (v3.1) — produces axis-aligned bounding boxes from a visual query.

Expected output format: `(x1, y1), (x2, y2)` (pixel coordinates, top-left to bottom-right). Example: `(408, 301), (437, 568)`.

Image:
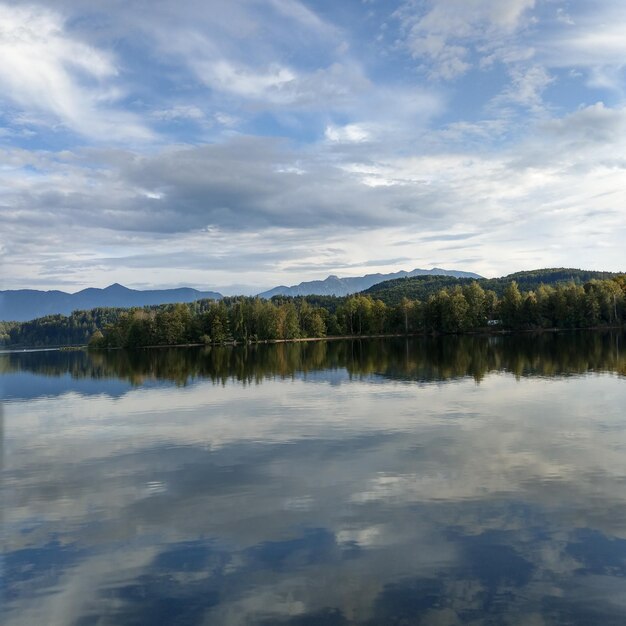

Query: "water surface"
(2, 333), (626, 625)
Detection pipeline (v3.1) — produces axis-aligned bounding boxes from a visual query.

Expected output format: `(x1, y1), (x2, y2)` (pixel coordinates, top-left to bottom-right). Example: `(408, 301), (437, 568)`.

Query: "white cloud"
(490, 65), (554, 114)
(537, 1), (626, 90)
(264, 0), (330, 32)
(0, 0), (624, 290)
(94, 0), (350, 109)
(2, 93), (625, 291)
(192, 58), (371, 109)
(325, 123), (371, 143)
(214, 112), (240, 127)
(544, 19), (626, 68)
(0, 4), (151, 141)
(539, 102), (626, 147)
(150, 105), (205, 121)
(394, 0), (536, 79)
(199, 60), (297, 100)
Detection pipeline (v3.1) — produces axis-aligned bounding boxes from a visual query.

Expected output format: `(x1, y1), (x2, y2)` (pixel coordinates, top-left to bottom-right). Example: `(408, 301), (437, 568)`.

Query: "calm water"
(2, 333), (626, 625)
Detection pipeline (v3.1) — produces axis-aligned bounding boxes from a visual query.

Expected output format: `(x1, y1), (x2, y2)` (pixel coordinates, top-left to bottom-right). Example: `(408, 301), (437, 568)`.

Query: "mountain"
(362, 267), (623, 306)
(0, 283), (223, 322)
(257, 268), (483, 298)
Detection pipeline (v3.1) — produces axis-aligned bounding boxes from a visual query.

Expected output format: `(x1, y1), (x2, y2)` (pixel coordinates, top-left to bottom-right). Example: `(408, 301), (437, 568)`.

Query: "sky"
(0, 0), (625, 294)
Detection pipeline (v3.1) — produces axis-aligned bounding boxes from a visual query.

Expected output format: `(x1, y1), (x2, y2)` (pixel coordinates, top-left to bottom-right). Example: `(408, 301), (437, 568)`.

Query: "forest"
(363, 267), (622, 304)
(2, 276), (624, 349)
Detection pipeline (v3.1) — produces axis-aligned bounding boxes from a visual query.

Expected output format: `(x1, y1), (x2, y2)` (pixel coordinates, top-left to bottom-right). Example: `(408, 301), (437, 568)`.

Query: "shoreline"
(2, 325), (624, 352)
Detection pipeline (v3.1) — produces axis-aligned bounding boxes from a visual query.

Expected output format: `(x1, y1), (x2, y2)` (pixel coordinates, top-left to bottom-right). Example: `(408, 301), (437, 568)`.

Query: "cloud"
(193, 59), (372, 111)
(0, 0), (625, 290)
(2, 91), (626, 290)
(0, 0), (359, 139)
(0, 3), (151, 141)
(542, 102), (626, 144)
(393, 0), (536, 79)
(489, 65), (554, 114)
(541, 2), (626, 68)
(88, 0), (351, 109)
(512, 103), (626, 168)
(531, 1), (626, 91)
(20, 137), (464, 236)
(199, 60), (297, 101)
(150, 105), (206, 122)
(325, 123), (371, 143)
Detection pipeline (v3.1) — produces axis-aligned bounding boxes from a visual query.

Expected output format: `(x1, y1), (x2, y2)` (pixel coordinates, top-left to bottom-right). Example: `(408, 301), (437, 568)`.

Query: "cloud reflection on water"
(2, 333), (626, 625)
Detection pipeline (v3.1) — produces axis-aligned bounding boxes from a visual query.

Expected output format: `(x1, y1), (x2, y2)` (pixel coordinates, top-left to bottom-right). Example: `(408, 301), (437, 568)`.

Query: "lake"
(2, 332), (626, 625)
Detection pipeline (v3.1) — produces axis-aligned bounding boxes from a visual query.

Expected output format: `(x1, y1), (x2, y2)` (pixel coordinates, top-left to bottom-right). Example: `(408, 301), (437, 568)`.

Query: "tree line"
(0, 307), (126, 348)
(91, 278), (624, 348)
(364, 267), (622, 305)
(2, 277), (623, 349)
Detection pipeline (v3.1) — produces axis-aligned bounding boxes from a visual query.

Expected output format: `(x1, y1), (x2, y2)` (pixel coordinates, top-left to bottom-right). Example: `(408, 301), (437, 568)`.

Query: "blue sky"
(1, 0), (625, 293)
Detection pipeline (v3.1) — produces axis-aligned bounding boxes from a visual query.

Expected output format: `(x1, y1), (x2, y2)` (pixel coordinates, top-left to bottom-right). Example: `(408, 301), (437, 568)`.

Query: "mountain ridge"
(0, 285), (223, 322)
(257, 267), (483, 298)
(0, 267), (482, 321)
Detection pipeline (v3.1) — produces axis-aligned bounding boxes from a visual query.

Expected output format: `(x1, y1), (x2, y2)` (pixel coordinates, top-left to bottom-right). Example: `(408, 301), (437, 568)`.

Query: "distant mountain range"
(1, 268), (482, 322)
(2, 267), (622, 324)
(0, 283), (223, 322)
(257, 268), (483, 298)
